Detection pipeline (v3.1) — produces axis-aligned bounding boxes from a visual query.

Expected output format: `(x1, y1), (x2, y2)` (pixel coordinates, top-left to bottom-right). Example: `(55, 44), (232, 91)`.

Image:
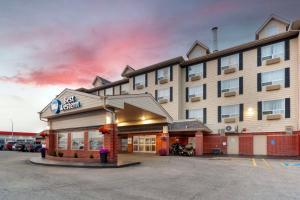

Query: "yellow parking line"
(262, 159), (272, 169)
(252, 158), (257, 167)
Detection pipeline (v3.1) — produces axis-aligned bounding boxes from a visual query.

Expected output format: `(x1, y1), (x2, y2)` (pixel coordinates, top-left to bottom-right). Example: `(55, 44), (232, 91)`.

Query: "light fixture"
(115, 119), (119, 124)
(141, 116), (145, 121)
(246, 107), (254, 117)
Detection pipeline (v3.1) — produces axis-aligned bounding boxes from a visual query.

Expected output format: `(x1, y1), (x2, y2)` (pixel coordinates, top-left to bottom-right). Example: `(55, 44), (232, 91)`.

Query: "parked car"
(5, 141), (16, 151)
(15, 143), (26, 151)
(24, 142), (42, 152)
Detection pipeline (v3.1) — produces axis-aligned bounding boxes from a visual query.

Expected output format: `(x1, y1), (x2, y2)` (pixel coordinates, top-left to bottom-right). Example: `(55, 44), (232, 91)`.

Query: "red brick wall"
(203, 135), (227, 154)
(267, 134), (299, 156)
(239, 135), (253, 156)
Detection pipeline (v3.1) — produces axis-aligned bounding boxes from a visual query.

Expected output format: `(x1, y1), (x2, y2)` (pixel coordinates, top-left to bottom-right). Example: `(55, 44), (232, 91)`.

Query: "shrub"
(74, 152), (78, 158)
(58, 152), (64, 157)
(89, 154), (94, 159)
(159, 149), (168, 156)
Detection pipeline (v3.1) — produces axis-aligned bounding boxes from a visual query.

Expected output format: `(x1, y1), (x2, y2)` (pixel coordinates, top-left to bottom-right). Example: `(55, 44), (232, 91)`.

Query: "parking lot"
(1, 151), (300, 200)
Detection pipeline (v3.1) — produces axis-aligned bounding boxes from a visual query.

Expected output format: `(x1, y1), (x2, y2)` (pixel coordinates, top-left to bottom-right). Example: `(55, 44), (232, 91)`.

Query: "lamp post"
(9, 119), (14, 141)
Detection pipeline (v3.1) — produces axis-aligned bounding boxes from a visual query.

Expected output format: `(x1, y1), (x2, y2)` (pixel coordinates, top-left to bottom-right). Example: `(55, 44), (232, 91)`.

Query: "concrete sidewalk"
(29, 157), (141, 168)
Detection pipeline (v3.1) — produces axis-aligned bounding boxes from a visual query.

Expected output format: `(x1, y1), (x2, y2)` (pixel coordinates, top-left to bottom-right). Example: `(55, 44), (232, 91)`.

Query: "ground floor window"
(133, 135), (156, 153)
(89, 130), (103, 150)
(121, 138), (128, 152)
(58, 132), (68, 150)
(71, 131), (84, 150)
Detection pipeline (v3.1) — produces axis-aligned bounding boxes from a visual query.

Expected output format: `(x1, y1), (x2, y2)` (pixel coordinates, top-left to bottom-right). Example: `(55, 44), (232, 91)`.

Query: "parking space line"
(262, 159), (272, 169)
(252, 158), (257, 167)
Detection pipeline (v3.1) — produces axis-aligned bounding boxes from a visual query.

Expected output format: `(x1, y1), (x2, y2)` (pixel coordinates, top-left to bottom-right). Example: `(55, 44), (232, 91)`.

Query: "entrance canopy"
(39, 89), (172, 130)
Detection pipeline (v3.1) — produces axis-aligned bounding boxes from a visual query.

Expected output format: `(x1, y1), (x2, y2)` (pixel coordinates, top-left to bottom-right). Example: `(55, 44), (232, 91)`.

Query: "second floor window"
(135, 74), (145, 86)
(261, 41), (284, 61)
(157, 88), (170, 100)
(221, 54), (239, 70)
(189, 86), (203, 98)
(105, 87), (113, 95)
(188, 109), (203, 121)
(221, 104), (240, 119)
(221, 78), (239, 92)
(120, 83), (129, 94)
(261, 69), (284, 86)
(262, 99), (285, 115)
(157, 67), (170, 80)
(188, 63), (203, 77)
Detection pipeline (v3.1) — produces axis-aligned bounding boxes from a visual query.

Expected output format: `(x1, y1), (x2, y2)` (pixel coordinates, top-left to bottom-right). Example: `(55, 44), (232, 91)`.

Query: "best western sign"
(50, 96), (81, 114)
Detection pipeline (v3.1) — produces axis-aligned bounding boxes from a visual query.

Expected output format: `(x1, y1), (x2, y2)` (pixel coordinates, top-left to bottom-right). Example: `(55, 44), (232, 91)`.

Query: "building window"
(58, 132), (68, 150)
(261, 69), (284, 86)
(120, 83), (129, 94)
(262, 99), (285, 115)
(133, 135), (156, 153)
(221, 54), (239, 70)
(135, 74), (146, 87)
(71, 131), (84, 150)
(188, 63), (203, 78)
(221, 78), (239, 92)
(88, 130), (103, 150)
(188, 86), (203, 98)
(221, 105), (239, 119)
(261, 41), (284, 61)
(188, 109), (203, 121)
(157, 88), (170, 100)
(105, 87), (113, 96)
(157, 67), (170, 81)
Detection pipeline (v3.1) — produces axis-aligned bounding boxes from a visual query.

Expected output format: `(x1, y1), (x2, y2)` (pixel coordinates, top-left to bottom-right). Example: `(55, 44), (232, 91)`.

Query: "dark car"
(15, 143), (26, 151)
(5, 141), (16, 150)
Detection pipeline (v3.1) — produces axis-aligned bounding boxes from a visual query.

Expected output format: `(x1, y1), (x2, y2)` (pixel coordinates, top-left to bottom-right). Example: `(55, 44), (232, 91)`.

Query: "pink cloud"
(0, 22), (172, 87)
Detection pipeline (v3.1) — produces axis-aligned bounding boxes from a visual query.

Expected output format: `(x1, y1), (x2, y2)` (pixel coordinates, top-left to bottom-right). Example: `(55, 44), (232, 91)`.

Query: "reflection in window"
(58, 132), (68, 150)
(261, 42), (284, 61)
(221, 78), (239, 92)
(221, 54), (239, 69)
(262, 99), (285, 115)
(261, 69), (284, 86)
(89, 130), (103, 150)
(221, 105), (239, 118)
(71, 131), (84, 150)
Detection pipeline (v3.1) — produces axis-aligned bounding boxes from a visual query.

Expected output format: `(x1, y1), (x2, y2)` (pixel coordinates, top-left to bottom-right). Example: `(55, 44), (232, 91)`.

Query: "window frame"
(261, 69), (285, 87)
(88, 130), (104, 151)
(262, 99), (285, 115)
(71, 131), (85, 150)
(188, 85), (203, 98)
(135, 74), (146, 86)
(157, 67), (170, 81)
(157, 88), (170, 100)
(188, 108), (204, 121)
(57, 132), (68, 150)
(221, 54), (239, 70)
(188, 63), (203, 78)
(221, 104), (240, 119)
(261, 41), (284, 61)
(221, 78), (239, 93)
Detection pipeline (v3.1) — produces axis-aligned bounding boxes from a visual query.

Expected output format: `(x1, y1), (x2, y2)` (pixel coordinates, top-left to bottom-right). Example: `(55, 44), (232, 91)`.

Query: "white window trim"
(221, 105), (240, 119)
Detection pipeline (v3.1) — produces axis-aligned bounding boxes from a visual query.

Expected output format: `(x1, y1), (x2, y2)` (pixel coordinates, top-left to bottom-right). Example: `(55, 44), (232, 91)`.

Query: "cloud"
(0, 21), (172, 87)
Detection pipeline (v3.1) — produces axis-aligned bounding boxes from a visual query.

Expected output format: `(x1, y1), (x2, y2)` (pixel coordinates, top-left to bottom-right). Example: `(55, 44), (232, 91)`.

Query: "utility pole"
(10, 119), (14, 141)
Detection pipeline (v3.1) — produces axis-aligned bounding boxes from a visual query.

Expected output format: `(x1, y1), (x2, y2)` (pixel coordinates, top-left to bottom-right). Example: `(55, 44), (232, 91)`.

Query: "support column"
(195, 131), (203, 156)
(46, 131), (55, 155)
(160, 133), (170, 155)
(103, 124), (118, 163)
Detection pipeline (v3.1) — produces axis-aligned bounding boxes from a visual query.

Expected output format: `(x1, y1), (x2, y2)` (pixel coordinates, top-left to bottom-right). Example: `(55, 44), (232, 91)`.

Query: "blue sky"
(0, 0), (299, 132)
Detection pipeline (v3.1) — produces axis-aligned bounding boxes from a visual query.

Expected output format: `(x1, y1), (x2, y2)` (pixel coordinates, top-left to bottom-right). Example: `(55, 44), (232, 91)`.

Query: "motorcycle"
(170, 143), (184, 156)
(182, 143), (194, 157)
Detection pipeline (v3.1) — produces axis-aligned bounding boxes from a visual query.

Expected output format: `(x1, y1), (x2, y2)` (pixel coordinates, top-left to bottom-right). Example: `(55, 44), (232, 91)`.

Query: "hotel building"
(40, 15), (300, 161)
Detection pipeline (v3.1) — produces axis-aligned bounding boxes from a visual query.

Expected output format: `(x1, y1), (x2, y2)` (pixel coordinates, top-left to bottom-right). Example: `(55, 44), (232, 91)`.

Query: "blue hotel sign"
(50, 96), (81, 114)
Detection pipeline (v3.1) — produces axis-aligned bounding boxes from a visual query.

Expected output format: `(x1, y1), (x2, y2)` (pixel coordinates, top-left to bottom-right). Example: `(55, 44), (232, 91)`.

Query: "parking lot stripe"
(262, 159), (272, 169)
(252, 158), (257, 167)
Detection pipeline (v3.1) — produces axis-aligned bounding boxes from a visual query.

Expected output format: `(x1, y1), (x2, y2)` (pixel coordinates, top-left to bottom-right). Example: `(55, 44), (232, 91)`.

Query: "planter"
(100, 153), (108, 163)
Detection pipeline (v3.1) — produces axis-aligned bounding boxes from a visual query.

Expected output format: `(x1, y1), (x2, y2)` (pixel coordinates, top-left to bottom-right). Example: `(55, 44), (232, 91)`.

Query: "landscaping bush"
(74, 152), (78, 158)
(51, 151), (57, 157)
(58, 152), (64, 157)
(89, 154), (94, 159)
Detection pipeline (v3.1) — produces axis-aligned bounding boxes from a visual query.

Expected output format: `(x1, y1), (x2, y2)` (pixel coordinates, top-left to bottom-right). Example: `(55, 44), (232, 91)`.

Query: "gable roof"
(255, 14), (290, 39)
(125, 56), (185, 77)
(121, 65), (135, 77)
(92, 76), (111, 86)
(186, 40), (210, 58)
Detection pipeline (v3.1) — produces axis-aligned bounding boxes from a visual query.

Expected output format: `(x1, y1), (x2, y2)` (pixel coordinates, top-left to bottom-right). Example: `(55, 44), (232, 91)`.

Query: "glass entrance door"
(133, 135), (156, 153)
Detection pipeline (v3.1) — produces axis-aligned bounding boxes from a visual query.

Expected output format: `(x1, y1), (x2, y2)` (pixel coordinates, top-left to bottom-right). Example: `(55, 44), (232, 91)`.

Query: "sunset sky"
(0, 0), (299, 132)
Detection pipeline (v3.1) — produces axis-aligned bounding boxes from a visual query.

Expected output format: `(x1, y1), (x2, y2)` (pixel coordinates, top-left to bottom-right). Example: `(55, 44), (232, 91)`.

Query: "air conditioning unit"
(224, 125), (236, 133)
